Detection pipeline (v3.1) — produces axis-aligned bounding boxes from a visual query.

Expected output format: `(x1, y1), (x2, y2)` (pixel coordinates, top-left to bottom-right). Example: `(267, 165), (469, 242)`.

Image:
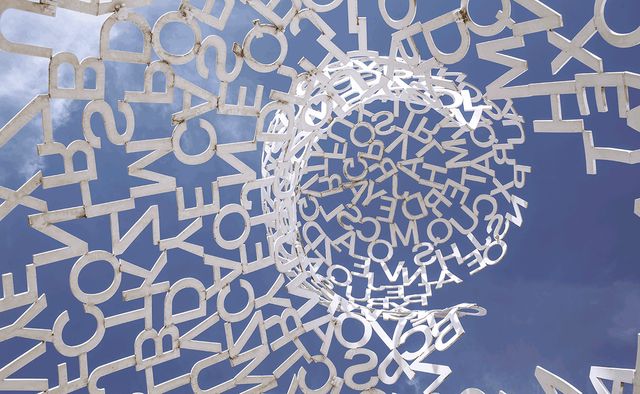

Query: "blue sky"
(0, 0), (639, 392)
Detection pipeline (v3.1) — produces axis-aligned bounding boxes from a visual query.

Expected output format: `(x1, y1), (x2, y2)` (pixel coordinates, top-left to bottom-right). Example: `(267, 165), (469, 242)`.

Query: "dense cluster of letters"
(261, 56), (528, 317)
(0, 0), (638, 392)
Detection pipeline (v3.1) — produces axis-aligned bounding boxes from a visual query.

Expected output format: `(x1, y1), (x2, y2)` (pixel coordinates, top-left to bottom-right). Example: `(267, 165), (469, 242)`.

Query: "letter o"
(335, 312), (372, 348)
(70, 250), (121, 304)
(213, 204), (251, 249)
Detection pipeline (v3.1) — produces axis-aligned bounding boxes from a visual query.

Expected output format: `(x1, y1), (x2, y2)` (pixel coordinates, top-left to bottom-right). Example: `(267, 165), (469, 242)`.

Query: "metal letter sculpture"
(0, 0), (637, 392)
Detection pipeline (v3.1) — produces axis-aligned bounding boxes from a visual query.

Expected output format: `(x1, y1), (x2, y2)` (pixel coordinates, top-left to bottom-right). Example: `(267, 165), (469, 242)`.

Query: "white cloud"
(607, 281), (640, 344)
(0, 1), (270, 185)
(0, 7), (108, 98)
(0, 8), (108, 184)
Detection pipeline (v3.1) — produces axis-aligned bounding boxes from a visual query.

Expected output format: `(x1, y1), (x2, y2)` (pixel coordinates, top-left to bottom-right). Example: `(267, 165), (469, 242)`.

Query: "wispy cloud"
(608, 281), (640, 343)
(0, 7), (107, 97)
(0, 8), (107, 184)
